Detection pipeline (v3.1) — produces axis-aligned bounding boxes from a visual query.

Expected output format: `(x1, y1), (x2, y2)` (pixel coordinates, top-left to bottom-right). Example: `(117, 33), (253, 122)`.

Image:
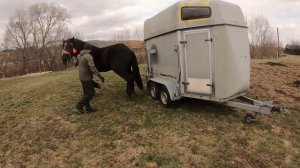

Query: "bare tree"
(29, 3), (69, 71)
(72, 30), (84, 39)
(111, 28), (131, 41)
(4, 9), (31, 74)
(2, 3), (70, 76)
(111, 26), (144, 41)
(247, 15), (277, 58)
(132, 26), (144, 40)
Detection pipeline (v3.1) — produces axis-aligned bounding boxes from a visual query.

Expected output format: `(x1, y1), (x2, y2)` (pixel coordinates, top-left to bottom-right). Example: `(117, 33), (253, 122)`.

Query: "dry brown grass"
(249, 55), (300, 109)
(0, 56), (299, 167)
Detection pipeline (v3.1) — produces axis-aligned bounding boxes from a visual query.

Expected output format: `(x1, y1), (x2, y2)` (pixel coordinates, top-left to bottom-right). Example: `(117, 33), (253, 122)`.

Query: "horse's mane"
(73, 38), (88, 52)
(75, 38), (99, 49)
(74, 38), (86, 45)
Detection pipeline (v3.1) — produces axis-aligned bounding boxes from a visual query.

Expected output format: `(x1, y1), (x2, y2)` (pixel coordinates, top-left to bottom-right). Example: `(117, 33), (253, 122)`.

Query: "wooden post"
(277, 28), (280, 59)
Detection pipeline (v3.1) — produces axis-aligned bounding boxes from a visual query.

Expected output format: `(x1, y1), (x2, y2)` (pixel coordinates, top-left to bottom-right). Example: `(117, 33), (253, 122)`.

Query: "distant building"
(284, 45), (300, 55)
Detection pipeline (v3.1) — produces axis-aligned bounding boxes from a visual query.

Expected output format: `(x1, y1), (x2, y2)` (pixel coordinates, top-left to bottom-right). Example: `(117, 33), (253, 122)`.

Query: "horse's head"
(61, 37), (78, 65)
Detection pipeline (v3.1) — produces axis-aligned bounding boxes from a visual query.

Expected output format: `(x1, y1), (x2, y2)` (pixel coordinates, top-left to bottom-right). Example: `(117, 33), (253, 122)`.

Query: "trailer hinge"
(205, 38), (213, 42)
(179, 40), (187, 44)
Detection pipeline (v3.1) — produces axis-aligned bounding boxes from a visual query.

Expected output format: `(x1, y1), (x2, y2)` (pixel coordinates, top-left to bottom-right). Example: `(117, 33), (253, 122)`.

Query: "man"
(75, 44), (104, 113)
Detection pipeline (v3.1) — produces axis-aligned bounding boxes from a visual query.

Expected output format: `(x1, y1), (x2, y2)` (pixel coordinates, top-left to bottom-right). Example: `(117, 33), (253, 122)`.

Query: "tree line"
(247, 15), (279, 59)
(1, 3), (70, 77)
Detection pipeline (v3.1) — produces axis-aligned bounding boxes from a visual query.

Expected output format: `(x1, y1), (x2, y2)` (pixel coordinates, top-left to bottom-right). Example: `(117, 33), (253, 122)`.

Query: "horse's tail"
(131, 52), (144, 90)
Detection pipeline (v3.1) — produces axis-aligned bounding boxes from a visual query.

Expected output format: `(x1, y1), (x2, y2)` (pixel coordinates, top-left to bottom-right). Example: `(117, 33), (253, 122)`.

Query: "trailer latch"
(206, 84), (214, 88)
(179, 40), (187, 44)
(205, 38), (213, 42)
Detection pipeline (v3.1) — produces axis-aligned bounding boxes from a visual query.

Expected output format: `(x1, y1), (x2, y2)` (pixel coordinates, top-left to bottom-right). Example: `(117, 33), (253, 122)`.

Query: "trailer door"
(183, 29), (212, 94)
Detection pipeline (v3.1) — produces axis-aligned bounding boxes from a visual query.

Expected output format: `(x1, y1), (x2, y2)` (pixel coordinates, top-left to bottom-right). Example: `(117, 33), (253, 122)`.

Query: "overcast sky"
(0, 0), (299, 45)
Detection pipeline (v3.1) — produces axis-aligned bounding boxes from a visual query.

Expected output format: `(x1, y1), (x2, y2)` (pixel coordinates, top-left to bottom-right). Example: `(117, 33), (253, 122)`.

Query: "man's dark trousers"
(77, 80), (95, 110)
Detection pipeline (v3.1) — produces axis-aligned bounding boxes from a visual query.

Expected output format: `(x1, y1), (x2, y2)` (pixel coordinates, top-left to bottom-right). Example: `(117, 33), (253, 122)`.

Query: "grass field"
(0, 57), (299, 167)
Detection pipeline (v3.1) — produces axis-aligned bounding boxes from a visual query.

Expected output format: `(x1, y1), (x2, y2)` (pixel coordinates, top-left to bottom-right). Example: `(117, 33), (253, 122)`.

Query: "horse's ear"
(63, 39), (65, 43)
(72, 37), (75, 40)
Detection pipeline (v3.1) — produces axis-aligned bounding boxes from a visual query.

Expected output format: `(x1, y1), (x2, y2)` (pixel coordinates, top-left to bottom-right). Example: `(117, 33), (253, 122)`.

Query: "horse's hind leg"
(127, 67), (135, 93)
(113, 69), (135, 96)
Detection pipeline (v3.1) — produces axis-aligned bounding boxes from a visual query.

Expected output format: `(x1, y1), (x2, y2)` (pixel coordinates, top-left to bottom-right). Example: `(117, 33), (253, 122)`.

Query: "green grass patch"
(139, 152), (181, 168)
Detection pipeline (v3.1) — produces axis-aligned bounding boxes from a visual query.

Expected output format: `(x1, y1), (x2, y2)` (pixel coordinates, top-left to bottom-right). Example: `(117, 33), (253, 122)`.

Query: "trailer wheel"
(148, 82), (160, 100)
(159, 86), (172, 107)
(244, 114), (256, 124)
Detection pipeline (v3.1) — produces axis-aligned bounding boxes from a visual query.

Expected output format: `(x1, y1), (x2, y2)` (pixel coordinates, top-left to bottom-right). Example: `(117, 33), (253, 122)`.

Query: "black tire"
(148, 82), (160, 100)
(159, 86), (172, 108)
(244, 114), (255, 124)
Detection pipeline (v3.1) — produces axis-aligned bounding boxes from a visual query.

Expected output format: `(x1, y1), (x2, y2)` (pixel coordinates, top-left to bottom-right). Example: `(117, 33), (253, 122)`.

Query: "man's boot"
(86, 104), (97, 113)
(75, 104), (84, 113)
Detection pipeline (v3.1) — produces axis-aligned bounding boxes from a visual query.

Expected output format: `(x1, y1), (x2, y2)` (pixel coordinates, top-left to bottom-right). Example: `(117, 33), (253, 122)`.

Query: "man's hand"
(92, 80), (101, 89)
(99, 76), (105, 83)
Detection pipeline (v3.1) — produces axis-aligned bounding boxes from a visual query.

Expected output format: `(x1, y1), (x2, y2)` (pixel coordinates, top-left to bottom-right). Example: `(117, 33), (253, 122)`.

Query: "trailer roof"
(144, 0), (247, 40)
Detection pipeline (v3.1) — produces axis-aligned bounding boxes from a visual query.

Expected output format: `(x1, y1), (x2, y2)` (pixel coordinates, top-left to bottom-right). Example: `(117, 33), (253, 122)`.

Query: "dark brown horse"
(62, 38), (143, 96)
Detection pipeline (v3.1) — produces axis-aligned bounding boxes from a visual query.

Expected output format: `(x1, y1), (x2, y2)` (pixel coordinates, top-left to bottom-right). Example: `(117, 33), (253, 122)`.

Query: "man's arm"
(86, 54), (104, 82)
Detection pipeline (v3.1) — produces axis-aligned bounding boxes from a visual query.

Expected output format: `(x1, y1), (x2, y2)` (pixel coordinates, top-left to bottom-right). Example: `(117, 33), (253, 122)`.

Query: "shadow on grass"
(170, 97), (240, 118)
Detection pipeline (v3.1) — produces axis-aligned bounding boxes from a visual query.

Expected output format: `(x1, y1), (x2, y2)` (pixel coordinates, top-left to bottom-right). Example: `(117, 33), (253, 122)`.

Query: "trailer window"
(181, 7), (211, 21)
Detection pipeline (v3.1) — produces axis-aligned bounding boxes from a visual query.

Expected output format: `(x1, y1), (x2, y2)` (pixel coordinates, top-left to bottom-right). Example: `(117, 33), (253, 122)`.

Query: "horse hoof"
(127, 90), (134, 97)
(126, 92), (132, 97)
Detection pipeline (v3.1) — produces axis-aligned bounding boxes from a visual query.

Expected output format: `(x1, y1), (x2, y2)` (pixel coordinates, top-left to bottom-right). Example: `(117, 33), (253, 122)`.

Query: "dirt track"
(248, 55), (300, 110)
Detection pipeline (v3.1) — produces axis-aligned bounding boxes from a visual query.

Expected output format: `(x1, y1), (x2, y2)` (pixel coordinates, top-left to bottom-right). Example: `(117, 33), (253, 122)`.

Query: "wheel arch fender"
(147, 78), (181, 101)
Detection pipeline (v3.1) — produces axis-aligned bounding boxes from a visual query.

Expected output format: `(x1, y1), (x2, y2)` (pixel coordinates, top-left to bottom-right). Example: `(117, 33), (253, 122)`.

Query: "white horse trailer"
(144, 0), (285, 122)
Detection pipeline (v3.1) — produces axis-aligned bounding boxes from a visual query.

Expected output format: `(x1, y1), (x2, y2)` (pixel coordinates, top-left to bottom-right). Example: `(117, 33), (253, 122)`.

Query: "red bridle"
(62, 48), (78, 56)
(62, 49), (70, 55)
